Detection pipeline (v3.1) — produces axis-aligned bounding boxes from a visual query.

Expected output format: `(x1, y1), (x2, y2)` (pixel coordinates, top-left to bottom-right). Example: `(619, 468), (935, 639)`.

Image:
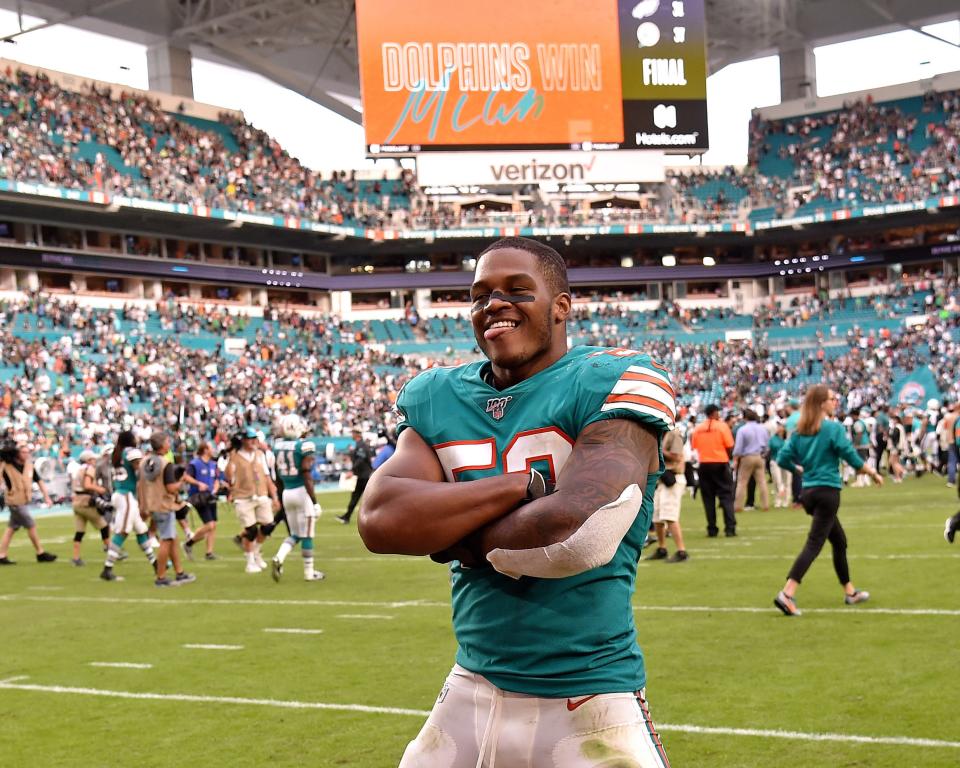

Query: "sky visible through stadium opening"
(0, 10), (957, 172)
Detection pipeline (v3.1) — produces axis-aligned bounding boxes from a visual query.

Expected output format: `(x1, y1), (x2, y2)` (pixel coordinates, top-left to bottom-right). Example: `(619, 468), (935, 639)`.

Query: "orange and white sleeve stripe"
(600, 364), (676, 429)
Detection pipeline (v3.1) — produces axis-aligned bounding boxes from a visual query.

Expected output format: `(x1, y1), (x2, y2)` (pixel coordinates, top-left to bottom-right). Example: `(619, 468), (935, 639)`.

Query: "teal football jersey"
(395, 345), (675, 697)
(274, 438), (316, 488)
(113, 447), (142, 494)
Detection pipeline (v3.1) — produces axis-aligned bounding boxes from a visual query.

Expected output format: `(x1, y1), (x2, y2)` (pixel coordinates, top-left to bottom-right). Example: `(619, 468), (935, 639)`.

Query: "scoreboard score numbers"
(356, 0), (709, 155)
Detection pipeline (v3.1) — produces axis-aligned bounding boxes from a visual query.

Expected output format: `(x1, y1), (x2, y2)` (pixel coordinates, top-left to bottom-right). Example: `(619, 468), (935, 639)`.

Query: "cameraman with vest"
(139, 432), (196, 587)
(70, 449), (111, 566)
(226, 427), (279, 573)
(0, 439), (56, 565)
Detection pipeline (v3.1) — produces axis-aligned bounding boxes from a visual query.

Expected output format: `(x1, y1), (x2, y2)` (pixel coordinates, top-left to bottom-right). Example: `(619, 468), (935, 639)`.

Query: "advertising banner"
(416, 149), (666, 185)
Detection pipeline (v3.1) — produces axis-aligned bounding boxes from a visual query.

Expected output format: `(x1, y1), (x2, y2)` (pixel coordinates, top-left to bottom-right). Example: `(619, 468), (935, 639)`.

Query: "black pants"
(949, 484), (960, 534)
(698, 462), (736, 535)
(874, 436), (887, 472)
(341, 477), (370, 521)
(787, 486), (849, 585)
(791, 470), (803, 504)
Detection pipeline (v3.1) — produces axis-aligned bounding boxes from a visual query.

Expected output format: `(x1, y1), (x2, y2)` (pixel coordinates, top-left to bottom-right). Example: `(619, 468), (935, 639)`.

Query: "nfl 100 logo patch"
(485, 396), (513, 420)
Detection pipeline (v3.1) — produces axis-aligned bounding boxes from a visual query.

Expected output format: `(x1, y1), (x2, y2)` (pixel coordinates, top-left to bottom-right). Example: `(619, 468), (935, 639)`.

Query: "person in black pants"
(773, 385), (883, 616)
(337, 429), (374, 524)
(690, 405), (737, 537)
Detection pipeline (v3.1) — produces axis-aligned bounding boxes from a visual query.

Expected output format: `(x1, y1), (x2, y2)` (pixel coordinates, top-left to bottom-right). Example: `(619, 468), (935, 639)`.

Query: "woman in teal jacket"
(774, 385), (883, 616)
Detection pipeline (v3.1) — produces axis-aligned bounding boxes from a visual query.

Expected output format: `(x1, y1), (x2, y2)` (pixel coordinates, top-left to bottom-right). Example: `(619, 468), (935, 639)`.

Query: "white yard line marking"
(0, 678), (428, 717)
(681, 553), (960, 561)
(4, 594), (446, 609)
(263, 628), (324, 635)
(0, 677), (957, 750)
(5, 593), (955, 616)
(656, 721), (960, 749)
(336, 614), (394, 620)
(9, 536), (71, 547)
(89, 662), (152, 670)
(182, 644), (244, 651)
(633, 605), (960, 616)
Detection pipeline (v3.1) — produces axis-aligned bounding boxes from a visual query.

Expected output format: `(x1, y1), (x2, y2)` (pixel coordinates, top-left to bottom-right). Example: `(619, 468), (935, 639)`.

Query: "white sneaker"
(254, 555), (267, 570)
(245, 563), (262, 574)
(304, 571), (325, 581)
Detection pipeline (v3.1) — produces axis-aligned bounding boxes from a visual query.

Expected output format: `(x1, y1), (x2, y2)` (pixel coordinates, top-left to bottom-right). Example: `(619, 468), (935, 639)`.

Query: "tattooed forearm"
(468, 419), (659, 554)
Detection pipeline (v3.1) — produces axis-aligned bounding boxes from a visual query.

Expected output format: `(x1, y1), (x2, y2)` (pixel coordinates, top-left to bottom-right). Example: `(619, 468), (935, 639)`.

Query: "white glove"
(309, 503), (322, 519)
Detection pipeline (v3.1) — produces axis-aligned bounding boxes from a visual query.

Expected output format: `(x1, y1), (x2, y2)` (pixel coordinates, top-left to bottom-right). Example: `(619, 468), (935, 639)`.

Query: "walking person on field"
(773, 386), (883, 616)
(0, 440), (56, 565)
(70, 450), (111, 565)
(690, 404), (737, 537)
(139, 433), (196, 587)
(768, 423), (791, 507)
(733, 409), (769, 512)
(336, 429), (373, 524)
(647, 426), (688, 562)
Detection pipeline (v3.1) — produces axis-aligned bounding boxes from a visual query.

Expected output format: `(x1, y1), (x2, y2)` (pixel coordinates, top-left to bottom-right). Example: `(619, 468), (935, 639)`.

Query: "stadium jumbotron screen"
(357, 0), (709, 155)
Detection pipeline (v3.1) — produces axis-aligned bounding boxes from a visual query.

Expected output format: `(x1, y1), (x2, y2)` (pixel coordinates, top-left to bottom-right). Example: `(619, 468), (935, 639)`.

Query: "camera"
(0, 439), (19, 464)
(92, 495), (114, 515)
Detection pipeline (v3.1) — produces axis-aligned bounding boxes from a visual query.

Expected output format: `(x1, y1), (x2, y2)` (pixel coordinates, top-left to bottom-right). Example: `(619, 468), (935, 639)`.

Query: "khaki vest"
(229, 451), (267, 498)
(73, 465), (95, 496)
(2, 460), (33, 506)
(139, 455), (181, 513)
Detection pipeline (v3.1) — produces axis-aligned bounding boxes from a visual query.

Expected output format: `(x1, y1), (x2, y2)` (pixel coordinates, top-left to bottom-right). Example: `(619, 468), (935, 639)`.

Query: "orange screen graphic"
(356, 0), (624, 148)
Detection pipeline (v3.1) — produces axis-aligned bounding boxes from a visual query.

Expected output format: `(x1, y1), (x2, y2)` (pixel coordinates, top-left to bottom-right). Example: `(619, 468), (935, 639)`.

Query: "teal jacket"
(777, 419), (864, 489)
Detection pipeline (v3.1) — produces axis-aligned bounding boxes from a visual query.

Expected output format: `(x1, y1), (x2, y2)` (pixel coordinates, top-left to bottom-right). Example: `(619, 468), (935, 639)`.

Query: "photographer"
(646, 425), (689, 562)
(0, 440), (57, 565)
(182, 442), (219, 561)
(70, 450), (111, 566)
(139, 432), (196, 587)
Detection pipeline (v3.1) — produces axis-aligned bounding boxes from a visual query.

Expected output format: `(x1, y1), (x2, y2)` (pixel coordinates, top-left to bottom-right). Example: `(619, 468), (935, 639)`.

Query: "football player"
(100, 430), (157, 581)
(359, 237), (674, 768)
(270, 414), (324, 581)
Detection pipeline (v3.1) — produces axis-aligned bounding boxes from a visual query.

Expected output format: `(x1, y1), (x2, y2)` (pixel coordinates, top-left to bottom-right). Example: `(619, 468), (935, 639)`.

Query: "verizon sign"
(416, 150), (665, 186)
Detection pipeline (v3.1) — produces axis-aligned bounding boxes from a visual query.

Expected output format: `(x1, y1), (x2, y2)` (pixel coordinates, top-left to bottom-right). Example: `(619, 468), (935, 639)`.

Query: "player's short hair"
(477, 237), (569, 296)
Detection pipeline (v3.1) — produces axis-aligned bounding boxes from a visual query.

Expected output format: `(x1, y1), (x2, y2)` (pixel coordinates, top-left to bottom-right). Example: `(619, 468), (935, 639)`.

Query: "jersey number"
(276, 450), (296, 477)
(433, 427), (574, 483)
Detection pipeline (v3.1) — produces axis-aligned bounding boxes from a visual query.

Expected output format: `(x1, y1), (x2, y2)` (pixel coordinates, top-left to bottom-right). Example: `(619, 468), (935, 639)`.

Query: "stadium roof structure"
(0, 0), (958, 120)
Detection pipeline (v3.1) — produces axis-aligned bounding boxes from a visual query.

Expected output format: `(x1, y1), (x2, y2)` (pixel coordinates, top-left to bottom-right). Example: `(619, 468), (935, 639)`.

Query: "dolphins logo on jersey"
(485, 396), (513, 421)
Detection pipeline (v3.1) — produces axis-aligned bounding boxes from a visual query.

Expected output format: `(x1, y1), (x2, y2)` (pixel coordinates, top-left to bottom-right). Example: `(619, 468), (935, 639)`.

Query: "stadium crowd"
(0, 273), (957, 466)
(1, 273), (958, 582)
(3, 66), (959, 230)
(748, 89), (960, 215)
(0, 66), (415, 227)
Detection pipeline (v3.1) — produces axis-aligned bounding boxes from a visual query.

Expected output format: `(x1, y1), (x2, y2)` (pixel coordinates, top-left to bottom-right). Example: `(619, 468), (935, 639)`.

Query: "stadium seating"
(3, 64), (957, 229)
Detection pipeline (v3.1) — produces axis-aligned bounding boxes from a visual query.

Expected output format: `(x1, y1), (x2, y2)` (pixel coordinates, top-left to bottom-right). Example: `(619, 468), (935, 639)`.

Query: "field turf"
(1, 476), (958, 767)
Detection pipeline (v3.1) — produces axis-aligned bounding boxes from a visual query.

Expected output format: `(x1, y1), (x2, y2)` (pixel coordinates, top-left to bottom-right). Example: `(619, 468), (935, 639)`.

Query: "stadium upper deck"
(1, 58), (958, 243)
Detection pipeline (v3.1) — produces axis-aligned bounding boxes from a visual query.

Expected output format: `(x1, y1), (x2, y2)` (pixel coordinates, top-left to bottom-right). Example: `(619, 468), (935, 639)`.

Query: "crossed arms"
(358, 418), (660, 573)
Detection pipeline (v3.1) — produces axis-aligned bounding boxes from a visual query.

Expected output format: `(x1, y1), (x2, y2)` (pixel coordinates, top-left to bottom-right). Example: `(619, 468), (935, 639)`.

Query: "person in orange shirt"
(690, 404), (737, 537)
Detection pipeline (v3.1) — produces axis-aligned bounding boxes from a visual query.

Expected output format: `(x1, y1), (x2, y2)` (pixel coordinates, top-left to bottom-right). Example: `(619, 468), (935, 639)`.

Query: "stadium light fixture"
(661, 254), (676, 267)
(703, 256), (716, 267)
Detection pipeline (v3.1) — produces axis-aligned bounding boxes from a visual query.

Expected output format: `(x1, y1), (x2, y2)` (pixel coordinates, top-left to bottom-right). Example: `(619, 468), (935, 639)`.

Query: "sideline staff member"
(774, 385), (882, 616)
(690, 404), (736, 537)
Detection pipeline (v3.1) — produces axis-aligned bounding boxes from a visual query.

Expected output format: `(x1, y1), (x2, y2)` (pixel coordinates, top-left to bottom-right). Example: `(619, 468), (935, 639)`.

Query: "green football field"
(1, 476), (958, 767)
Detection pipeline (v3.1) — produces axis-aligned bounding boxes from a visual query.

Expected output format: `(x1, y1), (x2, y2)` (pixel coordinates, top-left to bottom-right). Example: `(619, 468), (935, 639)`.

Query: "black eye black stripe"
(473, 290), (536, 307)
